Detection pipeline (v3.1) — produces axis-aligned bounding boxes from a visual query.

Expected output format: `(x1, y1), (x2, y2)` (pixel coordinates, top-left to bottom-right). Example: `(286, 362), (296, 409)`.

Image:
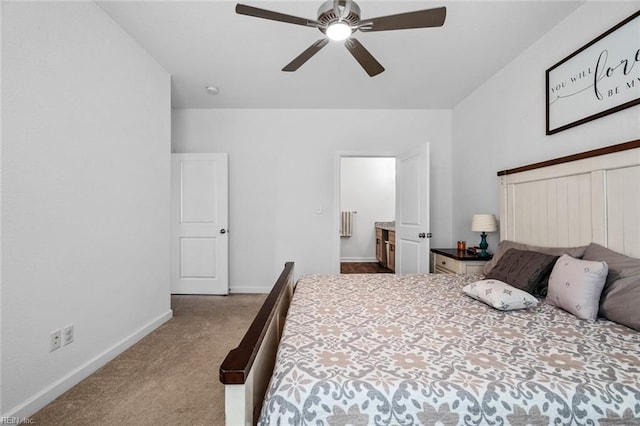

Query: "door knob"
(220, 229), (227, 234)
(418, 232), (426, 239)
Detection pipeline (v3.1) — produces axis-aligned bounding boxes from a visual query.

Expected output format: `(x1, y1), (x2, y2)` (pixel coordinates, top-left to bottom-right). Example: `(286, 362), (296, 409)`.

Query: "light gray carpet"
(31, 294), (266, 425)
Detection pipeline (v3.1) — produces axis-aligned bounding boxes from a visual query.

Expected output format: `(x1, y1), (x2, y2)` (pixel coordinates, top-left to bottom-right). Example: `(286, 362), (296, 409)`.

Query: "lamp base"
(477, 232), (490, 258)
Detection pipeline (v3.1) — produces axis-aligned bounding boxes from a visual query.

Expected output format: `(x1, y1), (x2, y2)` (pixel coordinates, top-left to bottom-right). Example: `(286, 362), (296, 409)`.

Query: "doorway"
(336, 143), (431, 274)
(339, 157), (395, 273)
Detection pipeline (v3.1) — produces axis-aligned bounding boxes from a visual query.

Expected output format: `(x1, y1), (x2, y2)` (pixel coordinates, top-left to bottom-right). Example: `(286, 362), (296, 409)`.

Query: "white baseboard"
(4, 309), (173, 421)
(340, 257), (378, 263)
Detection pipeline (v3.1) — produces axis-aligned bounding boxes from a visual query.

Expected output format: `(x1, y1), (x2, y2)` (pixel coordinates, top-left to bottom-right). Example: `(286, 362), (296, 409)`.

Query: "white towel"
(340, 211), (354, 237)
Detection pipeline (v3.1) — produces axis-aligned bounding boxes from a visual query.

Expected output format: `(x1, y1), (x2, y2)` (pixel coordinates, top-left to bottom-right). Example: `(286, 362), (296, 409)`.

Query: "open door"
(171, 153), (229, 294)
(395, 144), (430, 273)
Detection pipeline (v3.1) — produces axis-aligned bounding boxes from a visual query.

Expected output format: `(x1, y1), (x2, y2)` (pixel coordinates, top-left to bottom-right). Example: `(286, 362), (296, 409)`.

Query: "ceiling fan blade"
(359, 7), (446, 32)
(345, 38), (385, 77)
(236, 4), (320, 28)
(282, 39), (329, 72)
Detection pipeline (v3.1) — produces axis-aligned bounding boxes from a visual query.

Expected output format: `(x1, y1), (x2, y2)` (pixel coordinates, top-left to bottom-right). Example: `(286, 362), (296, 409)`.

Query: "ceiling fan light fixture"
(326, 21), (352, 41)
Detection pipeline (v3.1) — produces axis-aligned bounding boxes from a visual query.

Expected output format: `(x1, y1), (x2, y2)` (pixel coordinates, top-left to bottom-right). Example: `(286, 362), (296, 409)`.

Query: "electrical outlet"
(50, 329), (61, 352)
(63, 324), (74, 346)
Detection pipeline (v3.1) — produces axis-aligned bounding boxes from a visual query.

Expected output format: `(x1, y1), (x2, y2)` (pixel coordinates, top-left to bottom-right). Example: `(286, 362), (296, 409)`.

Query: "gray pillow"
(582, 243), (640, 331)
(485, 248), (558, 295)
(484, 240), (587, 275)
(546, 254), (608, 321)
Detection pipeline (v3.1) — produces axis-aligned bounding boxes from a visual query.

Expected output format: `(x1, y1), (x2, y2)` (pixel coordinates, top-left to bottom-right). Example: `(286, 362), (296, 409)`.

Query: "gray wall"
(452, 1), (640, 252)
(1, 2), (171, 417)
(172, 109), (452, 291)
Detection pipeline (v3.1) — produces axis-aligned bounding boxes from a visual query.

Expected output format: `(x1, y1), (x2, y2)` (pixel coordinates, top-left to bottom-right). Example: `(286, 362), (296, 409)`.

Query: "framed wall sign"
(546, 10), (640, 135)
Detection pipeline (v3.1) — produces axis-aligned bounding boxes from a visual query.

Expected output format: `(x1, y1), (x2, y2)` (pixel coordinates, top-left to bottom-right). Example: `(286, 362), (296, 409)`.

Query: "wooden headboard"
(498, 140), (640, 258)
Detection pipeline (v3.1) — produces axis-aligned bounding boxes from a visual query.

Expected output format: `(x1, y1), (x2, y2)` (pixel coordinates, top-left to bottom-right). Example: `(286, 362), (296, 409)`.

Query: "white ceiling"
(96, 0), (584, 109)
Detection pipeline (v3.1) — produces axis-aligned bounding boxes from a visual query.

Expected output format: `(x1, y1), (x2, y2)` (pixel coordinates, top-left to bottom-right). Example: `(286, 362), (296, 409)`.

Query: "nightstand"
(430, 248), (492, 274)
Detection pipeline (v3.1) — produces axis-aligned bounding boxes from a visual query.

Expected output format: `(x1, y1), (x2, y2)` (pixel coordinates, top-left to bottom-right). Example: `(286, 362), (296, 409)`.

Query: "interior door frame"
(333, 150), (403, 273)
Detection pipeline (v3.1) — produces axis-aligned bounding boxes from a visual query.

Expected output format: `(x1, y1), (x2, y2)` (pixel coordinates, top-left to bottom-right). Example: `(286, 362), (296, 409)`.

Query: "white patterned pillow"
(463, 279), (539, 311)
(546, 254), (608, 320)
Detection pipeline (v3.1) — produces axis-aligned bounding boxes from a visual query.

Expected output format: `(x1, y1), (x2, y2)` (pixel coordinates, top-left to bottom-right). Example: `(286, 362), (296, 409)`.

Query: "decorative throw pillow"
(582, 243), (640, 331)
(463, 279), (539, 311)
(485, 248), (558, 295)
(546, 254), (608, 320)
(484, 240), (587, 275)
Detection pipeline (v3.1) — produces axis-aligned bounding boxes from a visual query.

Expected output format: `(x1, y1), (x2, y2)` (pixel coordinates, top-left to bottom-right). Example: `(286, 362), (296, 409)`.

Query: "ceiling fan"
(235, 0), (446, 77)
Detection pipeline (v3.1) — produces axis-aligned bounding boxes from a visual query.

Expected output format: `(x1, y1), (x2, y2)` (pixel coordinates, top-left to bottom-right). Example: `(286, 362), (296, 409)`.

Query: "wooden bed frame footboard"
(219, 262), (295, 426)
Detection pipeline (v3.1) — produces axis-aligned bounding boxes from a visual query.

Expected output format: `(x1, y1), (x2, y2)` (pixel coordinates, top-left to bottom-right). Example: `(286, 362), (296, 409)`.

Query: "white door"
(171, 154), (229, 294)
(395, 144), (430, 273)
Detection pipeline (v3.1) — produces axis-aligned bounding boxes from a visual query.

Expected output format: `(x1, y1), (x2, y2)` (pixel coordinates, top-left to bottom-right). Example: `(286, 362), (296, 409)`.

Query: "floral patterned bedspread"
(259, 273), (640, 425)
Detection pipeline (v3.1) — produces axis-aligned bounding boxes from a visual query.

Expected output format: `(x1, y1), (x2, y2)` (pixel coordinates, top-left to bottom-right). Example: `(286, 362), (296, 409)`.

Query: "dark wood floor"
(340, 262), (393, 274)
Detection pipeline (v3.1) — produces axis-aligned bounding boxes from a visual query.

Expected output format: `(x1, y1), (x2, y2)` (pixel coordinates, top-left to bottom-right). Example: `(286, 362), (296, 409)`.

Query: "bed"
(220, 139), (640, 425)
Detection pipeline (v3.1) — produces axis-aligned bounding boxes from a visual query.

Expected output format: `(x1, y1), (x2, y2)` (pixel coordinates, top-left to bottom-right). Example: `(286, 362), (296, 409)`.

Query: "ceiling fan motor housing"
(317, 0), (361, 29)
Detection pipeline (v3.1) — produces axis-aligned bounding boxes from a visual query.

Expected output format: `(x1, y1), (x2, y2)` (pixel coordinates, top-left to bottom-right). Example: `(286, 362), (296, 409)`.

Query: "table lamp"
(471, 214), (497, 258)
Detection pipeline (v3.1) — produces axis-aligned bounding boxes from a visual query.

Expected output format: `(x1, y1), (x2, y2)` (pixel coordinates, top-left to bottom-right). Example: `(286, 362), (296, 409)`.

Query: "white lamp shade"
(471, 214), (497, 232)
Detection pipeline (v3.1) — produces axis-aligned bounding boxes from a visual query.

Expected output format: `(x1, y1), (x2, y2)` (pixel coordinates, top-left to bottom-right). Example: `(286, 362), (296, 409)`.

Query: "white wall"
(452, 1), (640, 251)
(340, 157), (395, 262)
(1, 1), (171, 417)
(0, 2), (4, 415)
(172, 109), (452, 291)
